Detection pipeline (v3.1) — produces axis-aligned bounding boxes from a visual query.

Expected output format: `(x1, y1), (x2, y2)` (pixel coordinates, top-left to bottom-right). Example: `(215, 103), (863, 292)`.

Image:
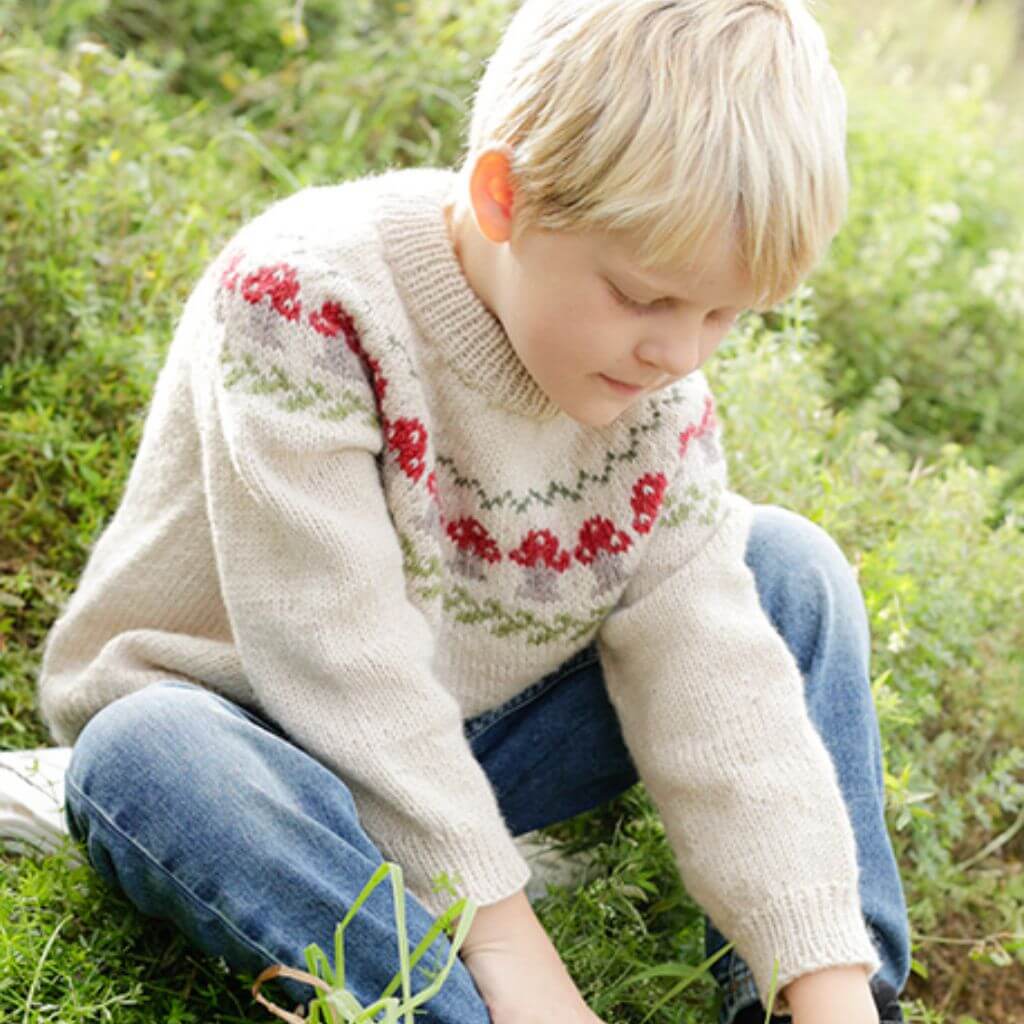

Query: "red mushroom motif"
(214, 248), (246, 322)
(309, 300), (363, 378)
(630, 471), (669, 534)
(240, 263), (303, 324)
(447, 517), (503, 580)
(386, 417), (428, 483)
(219, 249), (244, 293)
(509, 529), (572, 602)
(697, 397), (722, 463)
(679, 394), (721, 463)
(574, 516), (633, 597)
(213, 253), (389, 413)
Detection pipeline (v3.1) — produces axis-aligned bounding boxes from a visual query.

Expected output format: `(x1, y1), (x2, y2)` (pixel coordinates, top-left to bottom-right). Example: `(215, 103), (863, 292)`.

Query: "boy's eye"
(608, 280), (658, 313)
(608, 279), (736, 324)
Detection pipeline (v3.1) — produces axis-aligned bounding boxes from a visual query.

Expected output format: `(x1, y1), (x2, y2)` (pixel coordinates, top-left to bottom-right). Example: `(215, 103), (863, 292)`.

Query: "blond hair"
(455, 0), (849, 311)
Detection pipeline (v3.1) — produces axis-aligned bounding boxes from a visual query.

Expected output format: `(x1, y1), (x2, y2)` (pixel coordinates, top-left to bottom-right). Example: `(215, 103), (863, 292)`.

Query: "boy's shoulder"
(191, 166), (459, 381)
(219, 165), (453, 277)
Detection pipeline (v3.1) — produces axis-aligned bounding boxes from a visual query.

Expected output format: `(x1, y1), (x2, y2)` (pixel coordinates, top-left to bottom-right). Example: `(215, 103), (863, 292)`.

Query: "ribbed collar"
(374, 167), (563, 422)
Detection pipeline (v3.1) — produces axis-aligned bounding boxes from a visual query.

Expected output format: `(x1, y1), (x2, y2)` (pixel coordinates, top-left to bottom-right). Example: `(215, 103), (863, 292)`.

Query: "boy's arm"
(455, 889), (608, 1024)
(595, 378), (881, 1016)
(191, 243), (530, 919)
(785, 965), (879, 1023)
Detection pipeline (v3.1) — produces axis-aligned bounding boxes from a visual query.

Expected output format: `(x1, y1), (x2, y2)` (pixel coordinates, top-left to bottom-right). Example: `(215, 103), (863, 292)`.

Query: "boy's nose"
(642, 335), (703, 379)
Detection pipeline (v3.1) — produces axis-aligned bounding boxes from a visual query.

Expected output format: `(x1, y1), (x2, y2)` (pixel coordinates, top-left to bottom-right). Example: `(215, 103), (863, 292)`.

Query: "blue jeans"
(63, 503), (910, 1024)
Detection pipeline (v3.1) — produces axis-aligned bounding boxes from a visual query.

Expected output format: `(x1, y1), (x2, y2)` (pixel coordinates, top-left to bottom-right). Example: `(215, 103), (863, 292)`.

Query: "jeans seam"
(63, 773), (284, 971)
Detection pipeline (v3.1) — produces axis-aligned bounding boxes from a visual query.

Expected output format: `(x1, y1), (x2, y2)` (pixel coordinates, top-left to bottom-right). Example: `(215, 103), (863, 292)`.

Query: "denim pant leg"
(62, 501), (910, 1023)
(63, 680), (494, 1023)
(462, 503), (911, 1024)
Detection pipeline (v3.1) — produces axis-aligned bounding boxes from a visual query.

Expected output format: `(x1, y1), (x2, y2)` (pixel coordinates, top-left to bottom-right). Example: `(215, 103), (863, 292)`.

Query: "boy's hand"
(784, 965), (880, 1024)
(456, 888), (608, 1024)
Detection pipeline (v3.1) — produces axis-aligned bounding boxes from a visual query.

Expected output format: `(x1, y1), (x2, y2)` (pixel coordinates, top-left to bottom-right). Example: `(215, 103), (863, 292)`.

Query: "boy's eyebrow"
(618, 268), (744, 310)
(611, 260), (755, 310)
(602, 258), (689, 302)
(623, 270), (690, 302)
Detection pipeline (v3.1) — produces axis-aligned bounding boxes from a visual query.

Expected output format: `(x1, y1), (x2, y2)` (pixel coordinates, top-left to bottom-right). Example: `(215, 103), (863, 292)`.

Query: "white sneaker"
(0, 746), (596, 889)
(0, 746), (85, 865)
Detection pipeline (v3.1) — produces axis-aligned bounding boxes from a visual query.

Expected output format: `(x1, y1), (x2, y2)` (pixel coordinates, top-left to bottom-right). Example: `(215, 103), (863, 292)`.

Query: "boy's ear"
(468, 147), (517, 244)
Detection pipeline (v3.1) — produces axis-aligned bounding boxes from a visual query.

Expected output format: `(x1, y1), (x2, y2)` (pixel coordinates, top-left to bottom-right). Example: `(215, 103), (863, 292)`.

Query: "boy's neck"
(443, 187), (506, 334)
(375, 168), (563, 422)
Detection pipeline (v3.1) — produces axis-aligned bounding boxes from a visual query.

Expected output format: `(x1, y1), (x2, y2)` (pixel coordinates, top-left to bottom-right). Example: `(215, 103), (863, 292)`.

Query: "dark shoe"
(870, 978), (904, 1022)
(731, 977), (904, 1023)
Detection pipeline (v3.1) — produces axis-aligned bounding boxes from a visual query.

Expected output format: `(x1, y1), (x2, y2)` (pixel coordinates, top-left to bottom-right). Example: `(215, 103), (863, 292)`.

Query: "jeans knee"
(750, 505), (864, 606)
(747, 504), (872, 671)
(67, 681), (211, 808)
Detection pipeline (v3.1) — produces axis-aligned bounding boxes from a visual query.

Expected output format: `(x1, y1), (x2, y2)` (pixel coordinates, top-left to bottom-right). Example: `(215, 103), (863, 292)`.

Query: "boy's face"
(446, 149), (760, 427)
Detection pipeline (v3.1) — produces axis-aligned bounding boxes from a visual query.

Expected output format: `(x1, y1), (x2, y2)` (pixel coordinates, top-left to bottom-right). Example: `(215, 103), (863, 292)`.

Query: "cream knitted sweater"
(36, 166), (881, 1003)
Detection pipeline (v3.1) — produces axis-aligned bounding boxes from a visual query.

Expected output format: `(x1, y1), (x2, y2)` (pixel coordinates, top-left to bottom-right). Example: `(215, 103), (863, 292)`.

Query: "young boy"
(34, 1), (910, 1022)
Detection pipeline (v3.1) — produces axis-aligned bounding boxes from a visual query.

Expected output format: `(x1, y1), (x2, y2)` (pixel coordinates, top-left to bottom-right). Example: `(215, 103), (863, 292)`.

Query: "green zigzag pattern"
(221, 344), (380, 431)
(435, 387), (697, 515)
(398, 532), (612, 646)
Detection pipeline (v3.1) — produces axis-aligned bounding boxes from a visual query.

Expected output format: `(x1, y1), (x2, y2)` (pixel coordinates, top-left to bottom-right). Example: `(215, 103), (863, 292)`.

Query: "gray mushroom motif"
(447, 516), (503, 581)
(574, 516), (634, 598)
(509, 529), (572, 603)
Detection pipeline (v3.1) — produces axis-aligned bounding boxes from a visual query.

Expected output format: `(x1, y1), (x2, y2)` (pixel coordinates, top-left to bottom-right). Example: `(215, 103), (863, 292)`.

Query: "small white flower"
(40, 128), (59, 158)
(57, 72), (82, 97)
(928, 202), (962, 226)
(970, 247), (1024, 316)
(907, 242), (943, 274)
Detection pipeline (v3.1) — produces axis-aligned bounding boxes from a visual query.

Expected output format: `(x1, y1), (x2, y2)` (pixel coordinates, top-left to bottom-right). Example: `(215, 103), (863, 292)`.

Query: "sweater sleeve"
(595, 384), (882, 1010)
(192, 245), (530, 919)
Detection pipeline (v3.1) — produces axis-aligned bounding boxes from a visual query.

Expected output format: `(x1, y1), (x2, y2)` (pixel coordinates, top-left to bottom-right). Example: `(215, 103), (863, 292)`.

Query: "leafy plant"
(250, 862), (478, 1024)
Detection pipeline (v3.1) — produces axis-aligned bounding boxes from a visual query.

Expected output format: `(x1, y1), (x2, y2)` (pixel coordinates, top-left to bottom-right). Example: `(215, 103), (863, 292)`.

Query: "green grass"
(248, 861), (483, 1024)
(2, 1), (1023, 1021)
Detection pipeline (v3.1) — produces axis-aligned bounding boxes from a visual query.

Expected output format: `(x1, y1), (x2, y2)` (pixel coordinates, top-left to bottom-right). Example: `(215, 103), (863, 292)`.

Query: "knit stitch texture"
(36, 166), (881, 1008)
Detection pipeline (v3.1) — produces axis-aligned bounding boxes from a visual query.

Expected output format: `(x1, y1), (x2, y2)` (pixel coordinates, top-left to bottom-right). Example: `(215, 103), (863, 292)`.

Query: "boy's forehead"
(530, 223), (756, 306)
(599, 231), (758, 307)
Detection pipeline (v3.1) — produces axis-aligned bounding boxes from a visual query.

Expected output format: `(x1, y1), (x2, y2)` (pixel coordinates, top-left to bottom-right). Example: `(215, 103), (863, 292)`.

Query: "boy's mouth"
(599, 374), (646, 395)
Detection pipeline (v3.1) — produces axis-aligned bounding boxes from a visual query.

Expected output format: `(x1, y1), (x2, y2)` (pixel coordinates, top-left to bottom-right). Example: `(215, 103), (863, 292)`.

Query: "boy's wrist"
(457, 886), (537, 956)
(783, 965), (879, 1024)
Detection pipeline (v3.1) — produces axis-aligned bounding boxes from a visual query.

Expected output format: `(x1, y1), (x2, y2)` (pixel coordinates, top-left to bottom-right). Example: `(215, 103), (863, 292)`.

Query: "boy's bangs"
(461, 0), (850, 313)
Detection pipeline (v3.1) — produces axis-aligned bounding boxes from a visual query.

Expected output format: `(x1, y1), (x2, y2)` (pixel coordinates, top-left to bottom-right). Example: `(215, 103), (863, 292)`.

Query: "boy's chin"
(565, 406), (630, 428)
(540, 383), (638, 428)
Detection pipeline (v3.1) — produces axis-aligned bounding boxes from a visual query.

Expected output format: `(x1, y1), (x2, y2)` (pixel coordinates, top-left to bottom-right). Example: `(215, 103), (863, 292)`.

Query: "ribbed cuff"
(734, 883), (883, 1016)
(379, 827), (533, 921)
